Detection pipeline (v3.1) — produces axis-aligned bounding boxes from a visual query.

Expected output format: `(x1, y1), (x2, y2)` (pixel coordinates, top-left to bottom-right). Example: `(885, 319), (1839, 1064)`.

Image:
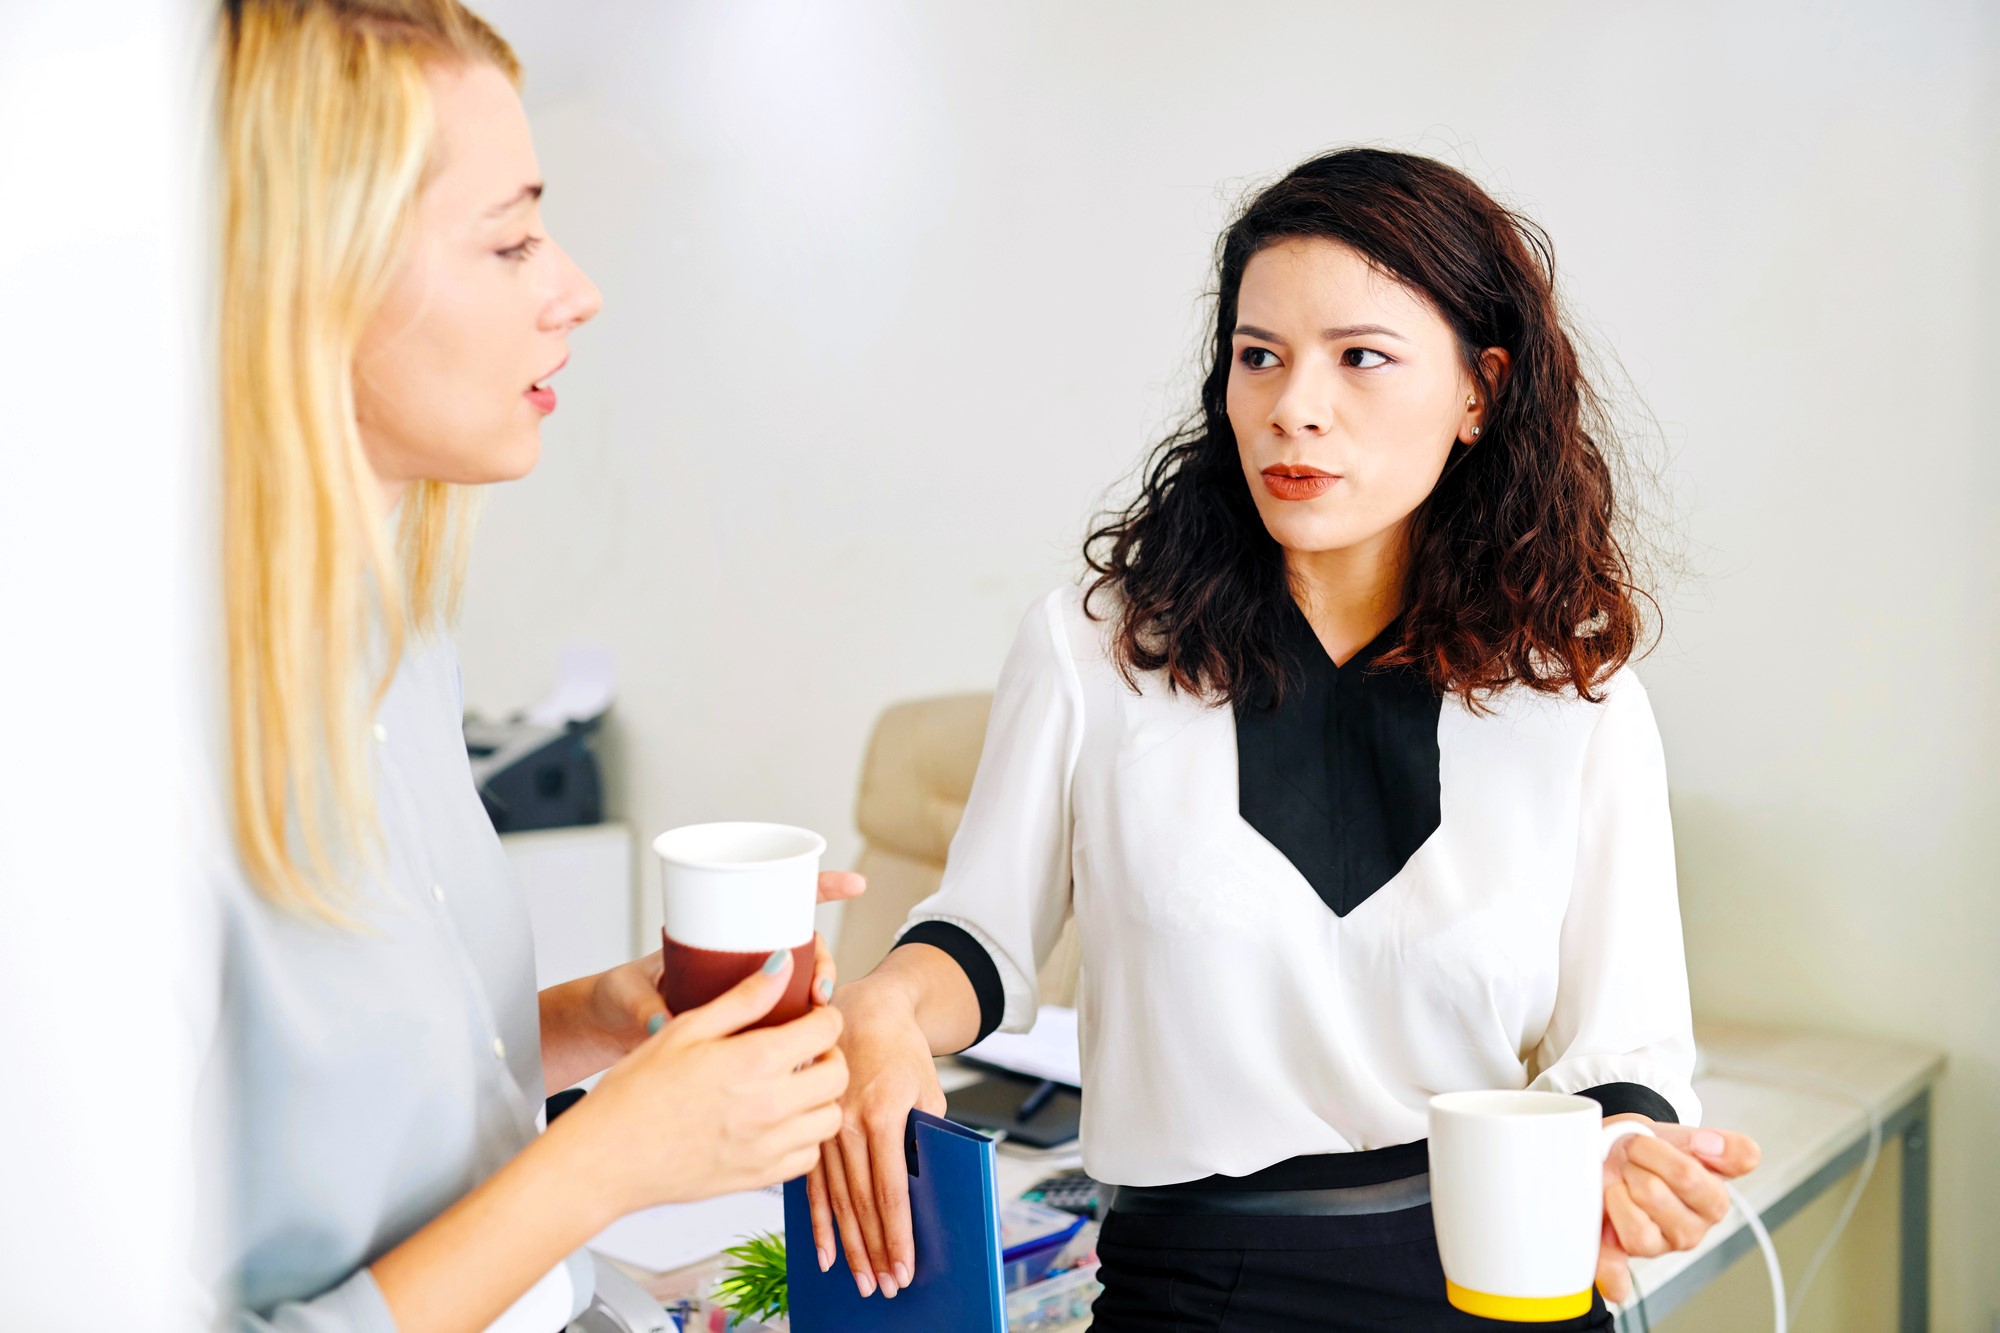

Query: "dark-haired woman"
(807, 148), (1760, 1329)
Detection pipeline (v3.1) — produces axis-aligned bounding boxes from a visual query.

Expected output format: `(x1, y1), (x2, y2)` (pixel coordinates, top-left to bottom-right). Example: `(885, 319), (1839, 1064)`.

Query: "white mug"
(1428, 1090), (1654, 1321)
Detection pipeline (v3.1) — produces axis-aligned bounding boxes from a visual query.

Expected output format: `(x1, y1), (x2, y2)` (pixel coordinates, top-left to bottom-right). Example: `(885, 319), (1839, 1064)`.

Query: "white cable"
(1728, 1181), (1787, 1333)
(1619, 1060), (1884, 1333)
(1621, 1193), (1784, 1333)
(1788, 1105), (1881, 1318)
(1701, 1061), (1884, 1323)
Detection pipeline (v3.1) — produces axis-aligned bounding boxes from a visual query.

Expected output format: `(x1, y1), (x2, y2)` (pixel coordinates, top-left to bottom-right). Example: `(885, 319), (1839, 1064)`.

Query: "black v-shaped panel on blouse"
(893, 586), (1696, 1182)
(1233, 603), (1444, 918)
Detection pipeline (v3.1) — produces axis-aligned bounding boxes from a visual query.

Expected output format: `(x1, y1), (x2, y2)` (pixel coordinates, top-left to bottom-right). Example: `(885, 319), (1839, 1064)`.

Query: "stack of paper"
(959, 1005), (1081, 1087)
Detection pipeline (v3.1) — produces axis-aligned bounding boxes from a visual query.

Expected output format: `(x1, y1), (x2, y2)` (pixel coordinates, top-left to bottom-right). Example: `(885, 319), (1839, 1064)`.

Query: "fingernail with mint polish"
(646, 1013), (664, 1036)
(762, 948), (788, 974)
(817, 977), (834, 1003)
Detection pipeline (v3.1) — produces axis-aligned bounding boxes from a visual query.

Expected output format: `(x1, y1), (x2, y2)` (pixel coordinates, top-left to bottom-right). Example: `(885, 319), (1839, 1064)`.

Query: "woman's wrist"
(834, 971), (916, 1018)
(528, 1098), (631, 1235)
(833, 971), (923, 1043)
(517, 1122), (618, 1243)
(838, 947), (980, 1055)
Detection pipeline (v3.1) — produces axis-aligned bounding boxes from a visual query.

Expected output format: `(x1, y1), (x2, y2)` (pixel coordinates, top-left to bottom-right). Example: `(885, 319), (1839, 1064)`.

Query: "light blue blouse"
(204, 634), (591, 1330)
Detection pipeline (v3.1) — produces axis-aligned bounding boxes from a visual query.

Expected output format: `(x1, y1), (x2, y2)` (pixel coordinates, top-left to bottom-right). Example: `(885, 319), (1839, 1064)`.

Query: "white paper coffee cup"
(653, 821), (823, 952)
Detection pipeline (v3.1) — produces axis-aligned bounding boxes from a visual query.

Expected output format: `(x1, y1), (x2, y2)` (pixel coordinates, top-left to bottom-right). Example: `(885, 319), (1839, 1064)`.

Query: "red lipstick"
(1260, 463), (1340, 501)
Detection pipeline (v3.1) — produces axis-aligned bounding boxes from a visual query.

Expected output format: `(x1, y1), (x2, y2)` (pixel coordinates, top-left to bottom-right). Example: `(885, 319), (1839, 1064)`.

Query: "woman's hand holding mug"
(1429, 1090), (1762, 1320)
(1596, 1115), (1761, 1302)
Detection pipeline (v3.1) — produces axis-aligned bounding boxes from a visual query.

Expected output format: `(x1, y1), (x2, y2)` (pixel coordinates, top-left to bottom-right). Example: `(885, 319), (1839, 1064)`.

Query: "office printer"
(463, 646), (614, 833)
(464, 711), (605, 833)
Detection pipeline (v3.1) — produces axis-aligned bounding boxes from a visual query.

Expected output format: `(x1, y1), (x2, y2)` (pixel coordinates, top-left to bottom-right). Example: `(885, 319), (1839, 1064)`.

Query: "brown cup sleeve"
(658, 929), (816, 1031)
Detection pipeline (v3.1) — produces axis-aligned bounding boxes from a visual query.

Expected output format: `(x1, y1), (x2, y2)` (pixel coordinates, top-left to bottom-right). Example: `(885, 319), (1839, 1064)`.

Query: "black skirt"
(1087, 1147), (1615, 1333)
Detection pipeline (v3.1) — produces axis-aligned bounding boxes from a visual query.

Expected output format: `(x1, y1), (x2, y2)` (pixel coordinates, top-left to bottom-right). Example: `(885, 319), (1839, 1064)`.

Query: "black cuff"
(1577, 1081), (1679, 1124)
(894, 921), (1006, 1047)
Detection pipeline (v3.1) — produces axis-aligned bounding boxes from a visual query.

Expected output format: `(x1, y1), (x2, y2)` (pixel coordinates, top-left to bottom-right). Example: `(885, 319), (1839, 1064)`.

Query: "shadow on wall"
(1668, 792), (1957, 1030)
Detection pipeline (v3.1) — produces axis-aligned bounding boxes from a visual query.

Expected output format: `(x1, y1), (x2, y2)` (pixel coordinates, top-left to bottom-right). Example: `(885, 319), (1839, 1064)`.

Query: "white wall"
(0, 2), (215, 1327)
(459, 4), (1999, 1328)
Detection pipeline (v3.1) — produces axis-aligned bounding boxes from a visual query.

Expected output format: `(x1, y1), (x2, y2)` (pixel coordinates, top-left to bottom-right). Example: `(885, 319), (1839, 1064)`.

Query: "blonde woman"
(208, 3), (853, 1329)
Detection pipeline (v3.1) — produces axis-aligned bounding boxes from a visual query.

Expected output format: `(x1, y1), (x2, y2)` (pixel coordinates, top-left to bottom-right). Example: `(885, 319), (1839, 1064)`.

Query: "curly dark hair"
(1084, 147), (1652, 710)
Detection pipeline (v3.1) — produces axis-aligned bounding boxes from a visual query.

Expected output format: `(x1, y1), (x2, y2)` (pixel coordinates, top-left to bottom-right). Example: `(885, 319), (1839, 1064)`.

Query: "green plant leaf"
(712, 1231), (788, 1323)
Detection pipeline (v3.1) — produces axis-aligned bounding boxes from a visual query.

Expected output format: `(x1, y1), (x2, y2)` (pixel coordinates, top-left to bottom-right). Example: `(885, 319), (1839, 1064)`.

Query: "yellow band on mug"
(1444, 1280), (1593, 1322)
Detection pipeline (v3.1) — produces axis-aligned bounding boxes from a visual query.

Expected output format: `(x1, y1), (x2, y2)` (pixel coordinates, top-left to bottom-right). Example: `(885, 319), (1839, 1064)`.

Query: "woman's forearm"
(371, 1126), (605, 1333)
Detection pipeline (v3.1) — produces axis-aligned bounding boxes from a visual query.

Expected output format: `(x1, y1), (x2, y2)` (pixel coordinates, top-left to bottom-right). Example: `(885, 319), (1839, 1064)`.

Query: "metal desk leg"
(1899, 1088), (1931, 1333)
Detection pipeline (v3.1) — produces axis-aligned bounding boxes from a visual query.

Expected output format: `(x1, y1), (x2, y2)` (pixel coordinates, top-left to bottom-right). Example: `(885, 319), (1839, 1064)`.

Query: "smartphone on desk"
(944, 1067), (1081, 1148)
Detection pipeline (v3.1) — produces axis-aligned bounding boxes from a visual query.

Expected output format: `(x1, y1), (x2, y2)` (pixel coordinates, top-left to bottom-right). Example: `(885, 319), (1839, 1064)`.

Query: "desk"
(1617, 1022), (1943, 1332)
(934, 1058), (1085, 1196)
(610, 1023), (1943, 1332)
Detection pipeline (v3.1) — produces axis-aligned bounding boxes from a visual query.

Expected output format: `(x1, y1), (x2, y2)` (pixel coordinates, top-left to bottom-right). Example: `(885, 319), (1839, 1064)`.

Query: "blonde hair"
(218, 0), (518, 918)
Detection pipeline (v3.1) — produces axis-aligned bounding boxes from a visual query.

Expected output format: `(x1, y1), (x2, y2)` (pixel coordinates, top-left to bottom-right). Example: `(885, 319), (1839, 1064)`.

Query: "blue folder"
(782, 1110), (1006, 1332)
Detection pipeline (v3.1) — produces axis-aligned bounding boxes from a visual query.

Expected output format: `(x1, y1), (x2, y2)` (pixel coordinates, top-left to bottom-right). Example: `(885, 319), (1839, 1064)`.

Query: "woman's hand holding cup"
(547, 949), (849, 1221)
(541, 831), (862, 1226)
(1595, 1117), (1762, 1302)
(584, 868), (863, 1057)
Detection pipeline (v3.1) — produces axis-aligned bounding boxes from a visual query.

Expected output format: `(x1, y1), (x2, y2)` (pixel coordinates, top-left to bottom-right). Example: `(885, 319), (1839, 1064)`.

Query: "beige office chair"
(835, 691), (1081, 1008)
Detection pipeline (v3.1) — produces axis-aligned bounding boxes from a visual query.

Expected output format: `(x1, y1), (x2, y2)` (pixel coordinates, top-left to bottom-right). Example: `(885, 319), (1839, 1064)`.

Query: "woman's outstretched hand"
(1596, 1117), (1761, 1302)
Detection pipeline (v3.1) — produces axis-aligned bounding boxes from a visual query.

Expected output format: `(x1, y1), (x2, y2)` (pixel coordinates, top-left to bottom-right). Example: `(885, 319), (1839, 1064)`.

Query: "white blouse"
(898, 586), (1699, 1188)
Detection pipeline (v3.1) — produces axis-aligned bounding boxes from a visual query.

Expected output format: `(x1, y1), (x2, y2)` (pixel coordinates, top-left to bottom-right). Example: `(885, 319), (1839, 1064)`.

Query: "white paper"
(525, 645), (616, 728)
(960, 1004), (1081, 1087)
(588, 1185), (785, 1274)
